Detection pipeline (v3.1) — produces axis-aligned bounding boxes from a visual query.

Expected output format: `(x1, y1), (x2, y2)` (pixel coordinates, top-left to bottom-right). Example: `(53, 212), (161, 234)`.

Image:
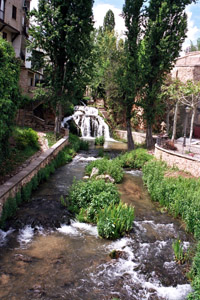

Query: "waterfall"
(61, 106), (110, 140)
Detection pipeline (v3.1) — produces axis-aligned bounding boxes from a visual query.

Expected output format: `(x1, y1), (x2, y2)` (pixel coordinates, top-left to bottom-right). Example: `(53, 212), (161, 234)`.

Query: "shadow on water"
(0, 149), (194, 300)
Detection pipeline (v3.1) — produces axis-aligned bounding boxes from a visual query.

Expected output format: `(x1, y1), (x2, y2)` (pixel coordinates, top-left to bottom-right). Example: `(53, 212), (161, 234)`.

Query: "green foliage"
(97, 202), (134, 239)
(103, 9), (115, 32)
(117, 148), (153, 169)
(79, 140), (89, 151)
(68, 179), (120, 216)
(30, 0), (94, 134)
(172, 239), (185, 264)
(95, 136), (105, 146)
(46, 131), (61, 147)
(85, 158), (124, 183)
(142, 160), (200, 299)
(14, 127), (40, 150)
(0, 37), (20, 163)
(187, 242), (200, 300)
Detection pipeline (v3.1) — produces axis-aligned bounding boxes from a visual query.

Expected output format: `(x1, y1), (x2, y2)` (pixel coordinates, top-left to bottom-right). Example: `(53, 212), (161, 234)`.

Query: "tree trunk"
(166, 109), (170, 135)
(126, 117), (134, 150)
(189, 107), (196, 146)
(171, 101), (179, 143)
(54, 102), (62, 136)
(146, 121), (154, 149)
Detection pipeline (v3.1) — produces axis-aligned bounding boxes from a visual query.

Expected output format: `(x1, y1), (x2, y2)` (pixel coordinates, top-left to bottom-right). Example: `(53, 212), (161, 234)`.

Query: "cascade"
(61, 106), (110, 139)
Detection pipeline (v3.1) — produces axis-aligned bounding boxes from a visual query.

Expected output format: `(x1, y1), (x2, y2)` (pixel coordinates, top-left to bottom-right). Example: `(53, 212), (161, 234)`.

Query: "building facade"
(172, 51), (200, 138)
(0, 0), (43, 96)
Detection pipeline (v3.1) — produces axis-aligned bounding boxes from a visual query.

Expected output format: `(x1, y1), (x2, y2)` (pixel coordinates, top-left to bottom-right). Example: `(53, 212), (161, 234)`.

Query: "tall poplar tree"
(123, 0), (196, 149)
(103, 9), (115, 32)
(121, 0), (144, 150)
(30, 0), (94, 135)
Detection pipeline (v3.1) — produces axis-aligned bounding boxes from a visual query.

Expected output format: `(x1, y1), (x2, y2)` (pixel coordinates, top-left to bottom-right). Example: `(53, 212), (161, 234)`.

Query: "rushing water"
(62, 106), (111, 139)
(0, 151), (193, 300)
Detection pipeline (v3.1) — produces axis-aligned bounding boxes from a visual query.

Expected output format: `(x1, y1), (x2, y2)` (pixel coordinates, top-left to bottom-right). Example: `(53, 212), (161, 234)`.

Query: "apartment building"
(0, 0), (43, 96)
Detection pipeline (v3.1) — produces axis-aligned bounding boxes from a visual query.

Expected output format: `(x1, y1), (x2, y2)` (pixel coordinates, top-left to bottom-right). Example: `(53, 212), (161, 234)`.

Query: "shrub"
(79, 139), (89, 151)
(97, 202), (134, 239)
(85, 158), (124, 183)
(95, 136), (105, 146)
(15, 127), (40, 150)
(68, 179), (120, 216)
(117, 148), (153, 169)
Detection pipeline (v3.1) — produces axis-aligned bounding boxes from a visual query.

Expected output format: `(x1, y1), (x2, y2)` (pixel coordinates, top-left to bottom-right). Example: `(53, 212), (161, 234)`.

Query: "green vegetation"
(97, 202), (134, 240)
(46, 132), (62, 147)
(142, 160), (200, 299)
(95, 136), (105, 146)
(0, 127), (40, 180)
(0, 37), (20, 165)
(85, 158), (124, 183)
(68, 178), (134, 239)
(30, 0), (94, 135)
(116, 148), (153, 169)
(172, 239), (185, 264)
(14, 127), (40, 150)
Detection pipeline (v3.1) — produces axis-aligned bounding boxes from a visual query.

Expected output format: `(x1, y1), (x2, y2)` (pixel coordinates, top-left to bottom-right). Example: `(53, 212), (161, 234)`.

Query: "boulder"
(96, 174), (115, 183)
(90, 167), (99, 178)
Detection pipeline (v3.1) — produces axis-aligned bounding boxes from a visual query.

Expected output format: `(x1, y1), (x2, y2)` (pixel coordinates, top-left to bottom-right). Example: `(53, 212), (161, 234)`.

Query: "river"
(0, 149), (193, 300)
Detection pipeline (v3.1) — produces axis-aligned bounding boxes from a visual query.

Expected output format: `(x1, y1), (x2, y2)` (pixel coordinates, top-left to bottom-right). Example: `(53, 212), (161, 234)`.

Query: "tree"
(139, 0), (194, 148)
(121, 0), (144, 150)
(103, 9), (115, 33)
(0, 37), (20, 163)
(186, 38), (200, 52)
(178, 80), (200, 145)
(30, 0), (94, 135)
(122, 0), (196, 148)
(161, 78), (182, 141)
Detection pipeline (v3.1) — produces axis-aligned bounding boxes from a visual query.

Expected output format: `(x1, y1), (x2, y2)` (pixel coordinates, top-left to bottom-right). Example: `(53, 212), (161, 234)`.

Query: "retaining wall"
(115, 130), (157, 144)
(155, 144), (200, 177)
(0, 136), (69, 216)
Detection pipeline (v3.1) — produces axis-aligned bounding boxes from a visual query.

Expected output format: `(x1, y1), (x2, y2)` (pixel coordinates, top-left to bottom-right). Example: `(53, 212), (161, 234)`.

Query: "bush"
(97, 202), (134, 239)
(85, 158), (124, 183)
(15, 127), (40, 150)
(95, 136), (105, 146)
(117, 148), (153, 169)
(79, 139), (89, 151)
(68, 179), (120, 216)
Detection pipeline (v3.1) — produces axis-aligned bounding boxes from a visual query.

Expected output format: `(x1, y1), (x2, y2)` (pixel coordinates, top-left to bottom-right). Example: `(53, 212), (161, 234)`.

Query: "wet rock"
(90, 167), (99, 178)
(96, 174), (115, 183)
(4, 198), (72, 230)
(14, 254), (32, 263)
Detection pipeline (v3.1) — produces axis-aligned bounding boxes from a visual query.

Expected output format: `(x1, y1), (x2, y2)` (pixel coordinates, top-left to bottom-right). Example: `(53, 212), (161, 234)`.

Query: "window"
(2, 32), (7, 40)
(12, 5), (17, 19)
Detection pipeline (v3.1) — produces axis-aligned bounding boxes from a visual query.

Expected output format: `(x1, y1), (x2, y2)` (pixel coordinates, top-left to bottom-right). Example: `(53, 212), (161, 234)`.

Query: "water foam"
(0, 228), (14, 247)
(57, 224), (81, 236)
(18, 225), (34, 246)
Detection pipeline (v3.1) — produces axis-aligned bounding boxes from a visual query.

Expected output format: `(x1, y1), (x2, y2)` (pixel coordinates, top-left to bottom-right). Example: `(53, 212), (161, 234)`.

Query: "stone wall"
(0, 136), (69, 216)
(155, 144), (200, 177)
(115, 130), (157, 145)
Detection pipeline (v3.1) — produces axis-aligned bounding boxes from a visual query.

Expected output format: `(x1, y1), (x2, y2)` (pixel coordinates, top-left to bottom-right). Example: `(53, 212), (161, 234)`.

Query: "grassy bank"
(0, 127), (40, 183)
(142, 160), (200, 299)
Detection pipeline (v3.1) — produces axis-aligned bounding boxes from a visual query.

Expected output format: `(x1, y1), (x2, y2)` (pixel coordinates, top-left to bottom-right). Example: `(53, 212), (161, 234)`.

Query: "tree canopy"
(30, 0), (94, 134)
(103, 9), (115, 32)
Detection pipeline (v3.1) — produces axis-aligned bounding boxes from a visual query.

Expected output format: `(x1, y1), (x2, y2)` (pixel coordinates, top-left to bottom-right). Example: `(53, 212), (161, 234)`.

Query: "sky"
(31, 0), (200, 52)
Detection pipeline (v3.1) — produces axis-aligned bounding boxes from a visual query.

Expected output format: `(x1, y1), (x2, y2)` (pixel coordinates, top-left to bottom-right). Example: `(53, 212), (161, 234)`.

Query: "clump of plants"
(85, 158), (124, 183)
(97, 202), (134, 239)
(172, 239), (185, 264)
(116, 148), (153, 169)
(14, 127), (40, 150)
(68, 178), (134, 239)
(95, 136), (105, 146)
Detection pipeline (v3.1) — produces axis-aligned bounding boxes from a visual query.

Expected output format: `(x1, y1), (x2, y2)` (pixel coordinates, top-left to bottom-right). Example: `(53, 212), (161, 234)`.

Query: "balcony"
(0, 9), (4, 21)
